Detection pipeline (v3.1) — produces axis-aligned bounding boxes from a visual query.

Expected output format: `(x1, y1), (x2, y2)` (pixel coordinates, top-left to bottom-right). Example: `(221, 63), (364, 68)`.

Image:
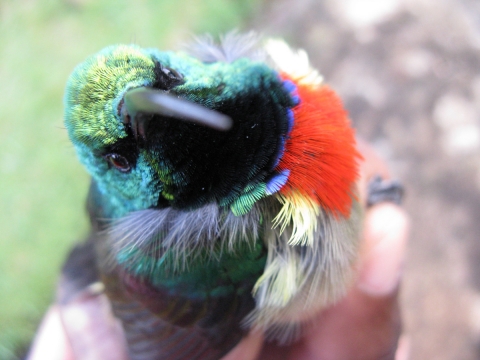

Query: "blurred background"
(0, 0), (479, 359)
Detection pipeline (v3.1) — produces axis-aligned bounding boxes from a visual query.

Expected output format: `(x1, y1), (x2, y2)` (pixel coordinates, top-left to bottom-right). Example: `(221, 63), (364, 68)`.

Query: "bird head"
(64, 44), (297, 219)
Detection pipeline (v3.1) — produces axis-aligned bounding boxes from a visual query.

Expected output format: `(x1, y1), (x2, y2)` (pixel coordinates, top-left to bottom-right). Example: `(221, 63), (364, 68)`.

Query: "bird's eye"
(104, 153), (131, 173)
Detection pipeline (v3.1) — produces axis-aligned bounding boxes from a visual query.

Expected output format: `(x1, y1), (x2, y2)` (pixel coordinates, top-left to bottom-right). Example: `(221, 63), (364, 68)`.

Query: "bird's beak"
(122, 87), (233, 139)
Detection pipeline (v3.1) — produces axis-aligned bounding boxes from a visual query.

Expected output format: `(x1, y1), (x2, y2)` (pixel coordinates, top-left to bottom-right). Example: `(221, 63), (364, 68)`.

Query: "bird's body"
(64, 33), (362, 359)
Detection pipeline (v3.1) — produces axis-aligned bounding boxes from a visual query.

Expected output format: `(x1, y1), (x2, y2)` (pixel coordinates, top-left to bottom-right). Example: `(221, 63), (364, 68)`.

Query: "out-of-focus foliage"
(0, 1), (259, 358)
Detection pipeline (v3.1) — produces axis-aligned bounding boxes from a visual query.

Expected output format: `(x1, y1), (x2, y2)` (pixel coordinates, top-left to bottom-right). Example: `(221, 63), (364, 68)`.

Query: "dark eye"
(104, 153), (131, 172)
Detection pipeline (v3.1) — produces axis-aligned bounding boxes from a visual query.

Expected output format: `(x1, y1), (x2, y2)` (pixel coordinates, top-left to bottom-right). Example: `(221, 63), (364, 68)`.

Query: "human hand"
(28, 140), (409, 360)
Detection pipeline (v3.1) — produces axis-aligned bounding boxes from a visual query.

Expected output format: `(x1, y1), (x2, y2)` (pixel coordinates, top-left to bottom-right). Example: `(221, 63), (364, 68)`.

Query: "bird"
(62, 32), (368, 360)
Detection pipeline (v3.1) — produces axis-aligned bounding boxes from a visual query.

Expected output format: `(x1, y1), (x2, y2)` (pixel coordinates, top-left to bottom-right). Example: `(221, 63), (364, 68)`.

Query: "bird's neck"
(87, 181), (272, 294)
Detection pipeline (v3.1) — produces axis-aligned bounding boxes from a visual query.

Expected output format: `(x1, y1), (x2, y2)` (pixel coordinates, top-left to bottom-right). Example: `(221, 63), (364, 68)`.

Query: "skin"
(28, 140), (410, 360)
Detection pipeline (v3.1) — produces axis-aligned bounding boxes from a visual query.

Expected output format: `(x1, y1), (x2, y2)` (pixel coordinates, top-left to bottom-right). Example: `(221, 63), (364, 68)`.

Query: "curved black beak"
(122, 87), (233, 139)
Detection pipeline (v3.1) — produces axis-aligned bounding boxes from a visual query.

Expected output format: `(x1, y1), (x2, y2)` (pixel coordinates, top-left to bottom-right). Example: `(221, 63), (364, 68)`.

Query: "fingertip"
(358, 203), (410, 297)
(364, 203), (410, 246)
(60, 292), (129, 360)
(27, 306), (74, 360)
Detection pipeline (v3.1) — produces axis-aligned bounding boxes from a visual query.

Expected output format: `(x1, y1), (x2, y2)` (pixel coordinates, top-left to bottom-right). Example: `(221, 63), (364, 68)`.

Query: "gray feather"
(185, 31), (266, 63)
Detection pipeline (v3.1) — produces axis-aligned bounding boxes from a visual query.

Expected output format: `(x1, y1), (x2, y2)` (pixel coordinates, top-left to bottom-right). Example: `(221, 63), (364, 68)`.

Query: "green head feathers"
(65, 45), (157, 149)
(65, 44), (296, 218)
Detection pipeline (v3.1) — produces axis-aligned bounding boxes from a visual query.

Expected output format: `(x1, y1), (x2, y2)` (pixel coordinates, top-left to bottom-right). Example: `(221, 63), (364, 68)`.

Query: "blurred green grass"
(0, 1), (259, 358)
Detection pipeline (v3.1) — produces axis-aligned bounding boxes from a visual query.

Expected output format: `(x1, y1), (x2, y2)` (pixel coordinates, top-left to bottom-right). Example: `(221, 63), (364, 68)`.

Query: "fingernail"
(357, 204), (409, 296)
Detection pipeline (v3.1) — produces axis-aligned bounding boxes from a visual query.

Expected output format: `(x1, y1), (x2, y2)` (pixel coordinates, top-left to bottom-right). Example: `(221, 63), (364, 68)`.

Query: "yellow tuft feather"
(272, 191), (320, 247)
(264, 39), (323, 87)
(252, 235), (307, 308)
(253, 251), (301, 307)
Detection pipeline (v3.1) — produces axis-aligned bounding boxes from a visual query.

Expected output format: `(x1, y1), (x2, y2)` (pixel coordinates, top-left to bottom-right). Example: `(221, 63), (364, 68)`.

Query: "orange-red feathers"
(277, 76), (361, 217)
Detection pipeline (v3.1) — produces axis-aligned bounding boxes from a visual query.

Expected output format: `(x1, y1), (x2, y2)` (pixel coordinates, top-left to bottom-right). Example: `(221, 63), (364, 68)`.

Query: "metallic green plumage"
(65, 45), (157, 149)
(65, 44), (293, 218)
(62, 36), (362, 359)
